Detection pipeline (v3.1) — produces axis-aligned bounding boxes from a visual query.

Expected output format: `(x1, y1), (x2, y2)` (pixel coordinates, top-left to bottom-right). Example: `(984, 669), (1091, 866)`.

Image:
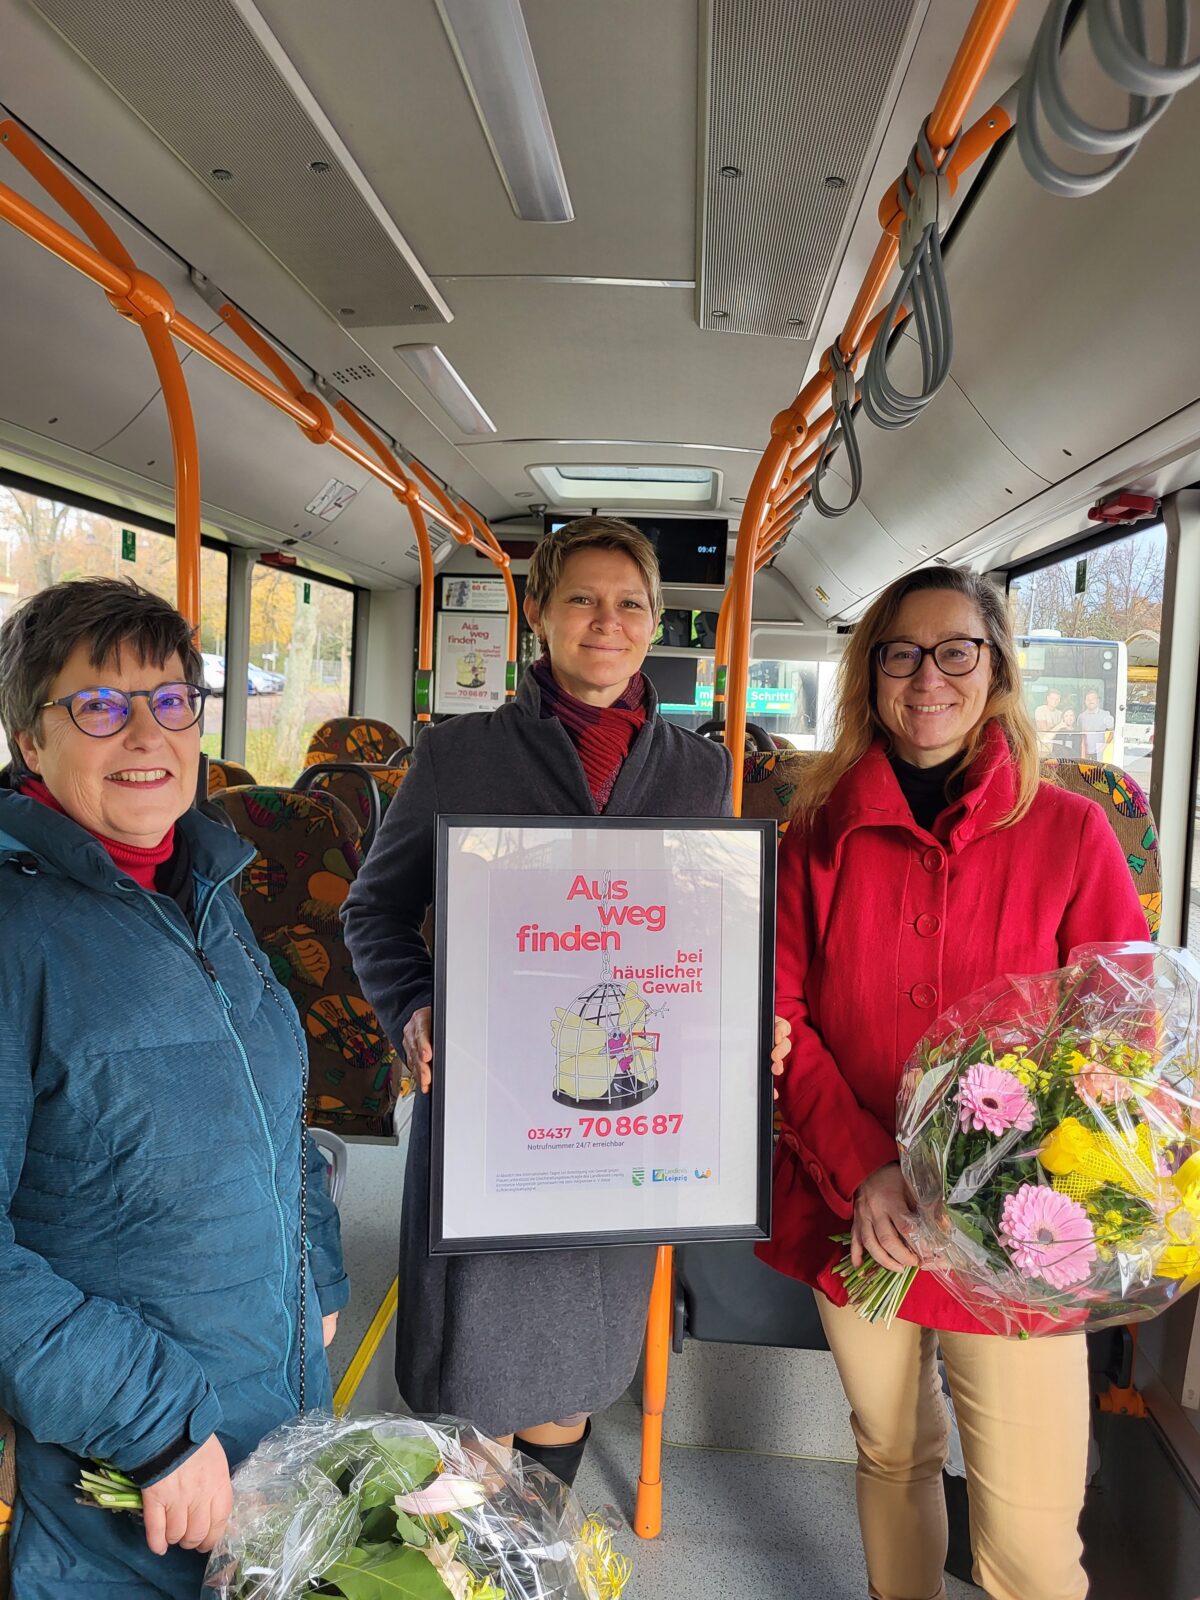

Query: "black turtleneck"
(888, 751), (965, 833)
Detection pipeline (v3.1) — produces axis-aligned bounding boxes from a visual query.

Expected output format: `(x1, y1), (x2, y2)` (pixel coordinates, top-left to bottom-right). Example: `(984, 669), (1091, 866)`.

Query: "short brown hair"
(525, 516), (662, 615)
(0, 577), (203, 753)
(792, 565), (1041, 828)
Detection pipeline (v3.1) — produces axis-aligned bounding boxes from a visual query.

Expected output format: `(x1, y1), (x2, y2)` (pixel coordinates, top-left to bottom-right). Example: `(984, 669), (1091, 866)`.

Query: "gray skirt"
(397, 1088), (657, 1437)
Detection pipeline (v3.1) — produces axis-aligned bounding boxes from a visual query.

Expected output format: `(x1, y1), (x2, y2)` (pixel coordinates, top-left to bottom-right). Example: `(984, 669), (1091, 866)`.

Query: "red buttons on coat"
(922, 847), (944, 872)
(911, 983), (938, 1009)
(915, 912), (942, 937)
(808, 1161), (823, 1185)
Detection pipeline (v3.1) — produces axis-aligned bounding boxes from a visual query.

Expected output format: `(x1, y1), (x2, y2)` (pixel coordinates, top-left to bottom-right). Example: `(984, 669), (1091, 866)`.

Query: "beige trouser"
(818, 1295), (1090, 1600)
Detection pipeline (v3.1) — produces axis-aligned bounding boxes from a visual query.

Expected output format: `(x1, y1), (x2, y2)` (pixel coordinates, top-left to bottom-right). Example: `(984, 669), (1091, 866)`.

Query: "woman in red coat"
(759, 566), (1147, 1600)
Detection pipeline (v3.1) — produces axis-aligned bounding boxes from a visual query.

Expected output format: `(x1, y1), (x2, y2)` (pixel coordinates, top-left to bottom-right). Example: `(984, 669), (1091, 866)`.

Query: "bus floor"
(330, 1144), (1193, 1600)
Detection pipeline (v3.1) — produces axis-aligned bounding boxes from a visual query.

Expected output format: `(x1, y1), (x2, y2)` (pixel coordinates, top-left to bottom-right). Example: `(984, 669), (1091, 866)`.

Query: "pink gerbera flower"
(998, 1185), (1097, 1289)
(956, 1063), (1036, 1136)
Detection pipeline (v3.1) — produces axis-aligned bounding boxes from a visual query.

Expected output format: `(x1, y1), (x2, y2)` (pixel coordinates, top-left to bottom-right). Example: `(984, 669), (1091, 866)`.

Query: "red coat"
(756, 723), (1150, 1334)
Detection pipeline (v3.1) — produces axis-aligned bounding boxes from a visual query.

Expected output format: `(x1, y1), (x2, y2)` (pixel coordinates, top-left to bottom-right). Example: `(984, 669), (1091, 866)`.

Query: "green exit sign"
(303, 581), (312, 605)
(121, 528), (137, 562)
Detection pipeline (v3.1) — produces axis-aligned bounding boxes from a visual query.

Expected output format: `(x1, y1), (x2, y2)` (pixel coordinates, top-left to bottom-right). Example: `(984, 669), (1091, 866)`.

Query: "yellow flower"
(1156, 1151), (1200, 1285)
(1039, 1117), (1158, 1201)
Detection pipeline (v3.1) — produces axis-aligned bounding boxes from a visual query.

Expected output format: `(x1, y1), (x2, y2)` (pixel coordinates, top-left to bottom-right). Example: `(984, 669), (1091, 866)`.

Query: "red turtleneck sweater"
(20, 775), (175, 890)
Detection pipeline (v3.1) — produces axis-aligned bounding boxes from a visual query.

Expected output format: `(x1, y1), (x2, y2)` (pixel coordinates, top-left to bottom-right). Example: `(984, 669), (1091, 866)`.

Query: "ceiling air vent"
(330, 364), (378, 385)
(27, 0), (451, 328)
(699, 0), (922, 338)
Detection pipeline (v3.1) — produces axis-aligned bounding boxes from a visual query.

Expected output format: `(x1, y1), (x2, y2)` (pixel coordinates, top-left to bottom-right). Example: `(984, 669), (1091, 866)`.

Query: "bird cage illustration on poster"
(551, 971), (660, 1110)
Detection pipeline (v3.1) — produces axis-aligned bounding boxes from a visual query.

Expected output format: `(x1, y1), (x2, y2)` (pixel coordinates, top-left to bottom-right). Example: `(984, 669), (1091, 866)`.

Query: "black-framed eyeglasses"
(876, 638), (991, 678)
(40, 683), (210, 737)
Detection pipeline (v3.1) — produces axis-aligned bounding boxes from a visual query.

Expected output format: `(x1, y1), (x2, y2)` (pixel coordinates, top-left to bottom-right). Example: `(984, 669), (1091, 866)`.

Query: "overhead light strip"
(435, 0), (574, 223)
(394, 344), (497, 437)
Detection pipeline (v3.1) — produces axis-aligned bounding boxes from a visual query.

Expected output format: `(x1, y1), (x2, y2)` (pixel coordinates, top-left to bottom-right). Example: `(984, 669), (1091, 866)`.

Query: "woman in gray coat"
(343, 516), (736, 1485)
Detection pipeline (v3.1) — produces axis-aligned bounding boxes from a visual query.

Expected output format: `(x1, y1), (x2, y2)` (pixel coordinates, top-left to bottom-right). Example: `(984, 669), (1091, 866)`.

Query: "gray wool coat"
(342, 668), (732, 1435)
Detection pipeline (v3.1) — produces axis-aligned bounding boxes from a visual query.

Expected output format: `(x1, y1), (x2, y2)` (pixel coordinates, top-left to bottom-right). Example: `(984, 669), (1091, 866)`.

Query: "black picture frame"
(430, 814), (776, 1254)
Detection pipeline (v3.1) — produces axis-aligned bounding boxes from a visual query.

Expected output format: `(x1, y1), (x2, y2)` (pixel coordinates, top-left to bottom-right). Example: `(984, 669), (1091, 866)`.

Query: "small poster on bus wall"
(434, 612), (508, 715)
(430, 816), (775, 1253)
(441, 575), (509, 612)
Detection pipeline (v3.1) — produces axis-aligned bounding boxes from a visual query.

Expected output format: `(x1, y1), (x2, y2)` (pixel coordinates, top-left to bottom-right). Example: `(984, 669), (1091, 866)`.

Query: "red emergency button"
(915, 913), (942, 938)
(922, 848), (944, 872)
(911, 983), (938, 1009)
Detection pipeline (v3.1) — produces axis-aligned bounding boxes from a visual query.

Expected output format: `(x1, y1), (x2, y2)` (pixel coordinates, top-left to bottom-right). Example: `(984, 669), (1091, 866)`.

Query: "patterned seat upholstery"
(741, 750), (1162, 937)
(304, 716), (408, 767)
(206, 757), (257, 795)
(305, 760), (411, 835)
(211, 785), (411, 1136)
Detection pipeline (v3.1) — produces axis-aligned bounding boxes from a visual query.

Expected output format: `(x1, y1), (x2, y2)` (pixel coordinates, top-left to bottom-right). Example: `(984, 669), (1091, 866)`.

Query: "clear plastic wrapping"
(203, 1412), (630, 1600)
(896, 942), (1200, 1336)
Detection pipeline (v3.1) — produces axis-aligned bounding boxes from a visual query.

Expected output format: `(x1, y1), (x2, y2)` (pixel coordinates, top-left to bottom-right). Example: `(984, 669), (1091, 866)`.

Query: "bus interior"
(0, 1), (1198, 1595)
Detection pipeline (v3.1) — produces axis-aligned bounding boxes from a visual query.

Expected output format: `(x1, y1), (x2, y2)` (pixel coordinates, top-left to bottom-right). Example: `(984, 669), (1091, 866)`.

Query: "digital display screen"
(641, 655), (699, 706)
(543, 515), (728, 587)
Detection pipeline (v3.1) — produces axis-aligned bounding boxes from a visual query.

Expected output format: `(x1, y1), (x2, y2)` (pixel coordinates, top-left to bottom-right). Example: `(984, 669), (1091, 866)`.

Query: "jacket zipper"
(139, 881), (300, 1408)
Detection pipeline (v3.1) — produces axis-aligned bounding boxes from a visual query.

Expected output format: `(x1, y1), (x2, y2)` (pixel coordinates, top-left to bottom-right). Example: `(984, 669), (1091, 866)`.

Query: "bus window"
(246, 563), (355, 784)
(0, 485), (229, 764)
(654, 654), (838, 747)
(1007, 523), (1166, 788)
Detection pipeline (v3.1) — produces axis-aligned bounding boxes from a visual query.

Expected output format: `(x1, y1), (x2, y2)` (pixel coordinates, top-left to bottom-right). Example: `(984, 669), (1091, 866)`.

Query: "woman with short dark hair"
(761, 565), (1147, 1600)
(0, 577), (346, 1599)
(344, 516), (785, 1485)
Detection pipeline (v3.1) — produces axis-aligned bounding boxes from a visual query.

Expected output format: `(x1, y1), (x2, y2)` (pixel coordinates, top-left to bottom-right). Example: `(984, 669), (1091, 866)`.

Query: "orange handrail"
(0, 127), (516, 725)
(633, 1245), (674, 1538)
(330, 401), (438, 721)
(1, 121), (202, 627)
(629, 2), (1026, 1544)
(460, 505), (519, 696)
(719, 0), (1020, 804)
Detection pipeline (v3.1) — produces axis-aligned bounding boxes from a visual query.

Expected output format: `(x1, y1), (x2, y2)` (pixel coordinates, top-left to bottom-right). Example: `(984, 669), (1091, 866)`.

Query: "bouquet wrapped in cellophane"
(199, 1412), (629, 1600)
(845, 943), (1200, 1336)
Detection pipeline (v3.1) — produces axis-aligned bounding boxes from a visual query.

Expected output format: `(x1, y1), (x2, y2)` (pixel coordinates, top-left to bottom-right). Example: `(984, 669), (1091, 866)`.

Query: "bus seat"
(302, 760), (410, 838)
(676, 756), (1161, 1353)
(304, 716), (409, 767)
(211, 784), (411, 1137)
(206, 757), (256, 794)
(0, 1407), (12, 1595)
(309, 1126), (348, 1208)
(1045, 759), (1161, 938)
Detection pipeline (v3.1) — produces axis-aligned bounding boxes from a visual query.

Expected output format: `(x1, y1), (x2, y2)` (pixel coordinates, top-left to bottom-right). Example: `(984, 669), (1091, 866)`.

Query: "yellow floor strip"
(333, 1275), (399, 1416)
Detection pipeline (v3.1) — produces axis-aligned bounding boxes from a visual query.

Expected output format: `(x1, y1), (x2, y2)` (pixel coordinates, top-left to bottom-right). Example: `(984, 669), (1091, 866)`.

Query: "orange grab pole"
(332, 400), (438, 719)
(0, 171), (461, 536)
(927, 0), (1022, 154)
(461, 506), (519, 695)
(633, 1245), (674, 1539)
(1, 122), (202, 627)
(878, 100), (1015, 235)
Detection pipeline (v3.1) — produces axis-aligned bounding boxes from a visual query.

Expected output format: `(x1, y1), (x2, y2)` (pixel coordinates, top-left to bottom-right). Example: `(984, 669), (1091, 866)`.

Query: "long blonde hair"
(792, 565), (1040, 828)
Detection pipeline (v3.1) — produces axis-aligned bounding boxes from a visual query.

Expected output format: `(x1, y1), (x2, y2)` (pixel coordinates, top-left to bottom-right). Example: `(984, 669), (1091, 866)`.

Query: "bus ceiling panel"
(771, 533), (861, 625)
(698, 0), (925, 340)
(941, 67), (1200, 486)
(363, 279), (814, 462)
(787, 484), (918, 595)
(20, 0), (451, 331)
(851, 332), (1050, 559)
(454, 439), (761, 518)
(249, 0), (700, 280)
(90, 345), (414, 582)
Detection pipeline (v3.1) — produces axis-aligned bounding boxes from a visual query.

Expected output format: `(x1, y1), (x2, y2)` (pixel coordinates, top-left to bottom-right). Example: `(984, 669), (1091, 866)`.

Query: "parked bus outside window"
(0, 485), (228, 764)
(1008, 523), (1166, 790)
(246, 562), (354, 784)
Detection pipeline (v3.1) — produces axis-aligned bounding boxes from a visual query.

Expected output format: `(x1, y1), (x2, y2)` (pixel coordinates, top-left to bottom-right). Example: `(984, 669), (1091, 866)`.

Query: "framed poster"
(434, 612), (509, 714)
(430, 816), (775, 1253)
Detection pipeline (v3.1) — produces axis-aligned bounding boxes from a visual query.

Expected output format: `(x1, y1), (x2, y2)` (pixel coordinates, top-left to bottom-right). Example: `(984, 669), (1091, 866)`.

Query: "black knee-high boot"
(513, 1419), (592, 1488)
